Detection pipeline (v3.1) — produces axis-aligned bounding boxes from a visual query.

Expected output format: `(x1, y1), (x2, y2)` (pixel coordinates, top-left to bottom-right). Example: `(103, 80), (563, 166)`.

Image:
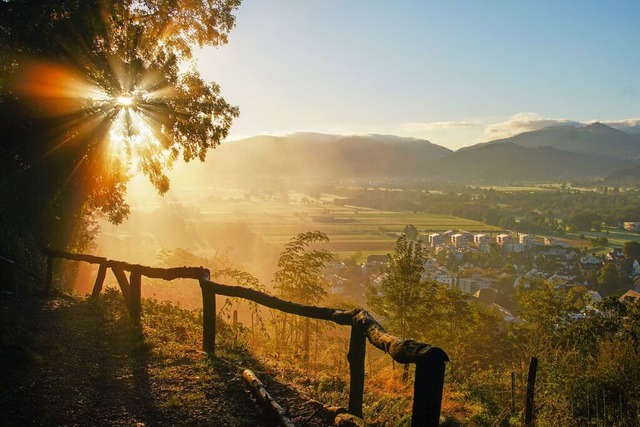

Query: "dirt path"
(0, 294), (331, 426)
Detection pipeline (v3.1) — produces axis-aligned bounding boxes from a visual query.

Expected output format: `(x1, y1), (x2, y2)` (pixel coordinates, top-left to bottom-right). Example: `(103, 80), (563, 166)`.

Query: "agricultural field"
(565, 227), (640, 254)
(192, 196), (497, 257)
(103, 179), (501, 261)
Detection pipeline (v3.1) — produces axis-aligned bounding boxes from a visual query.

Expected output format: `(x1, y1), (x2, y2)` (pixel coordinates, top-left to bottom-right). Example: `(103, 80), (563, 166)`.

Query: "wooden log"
(129, 269), (142, 321)
(334, 413), (365, 427)
(111, 266), (130, 305)
(242, 369), (296, 427)
(199, 280), (216, 354)
(352, 309), (449, 365)
(524, 356), (538, 427)
(91, 262), (107, 298)
(107, 260), (208, 281)
(347, 322), (366, 418)
(208, 281), (353, 325)
(42, 248), (106, 265)
(42, 248), (209, 281)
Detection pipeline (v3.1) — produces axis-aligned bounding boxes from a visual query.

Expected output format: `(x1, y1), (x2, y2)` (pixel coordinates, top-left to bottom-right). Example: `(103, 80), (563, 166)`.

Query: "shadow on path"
(0, 294), (334, 426)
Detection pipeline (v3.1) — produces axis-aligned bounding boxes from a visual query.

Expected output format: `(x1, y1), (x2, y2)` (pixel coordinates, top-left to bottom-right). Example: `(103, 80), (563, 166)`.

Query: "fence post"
(411, 347), (448, 427)
(45, 254), (53, 294)
(347, 321), (366, 418)
(111, 266), (130, 305)
(524, 356), (538, 427)
(129, 268), (142, 321)
(199, 280), (216, 354)
(91, 262), (107, 298)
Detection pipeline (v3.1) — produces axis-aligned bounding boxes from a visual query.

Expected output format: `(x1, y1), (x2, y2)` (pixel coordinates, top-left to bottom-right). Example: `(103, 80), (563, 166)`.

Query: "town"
(324, 225), (640, 322)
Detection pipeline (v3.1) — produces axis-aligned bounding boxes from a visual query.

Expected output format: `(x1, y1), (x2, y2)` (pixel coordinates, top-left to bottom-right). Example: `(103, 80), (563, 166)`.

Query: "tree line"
(340, 187), (640, 234)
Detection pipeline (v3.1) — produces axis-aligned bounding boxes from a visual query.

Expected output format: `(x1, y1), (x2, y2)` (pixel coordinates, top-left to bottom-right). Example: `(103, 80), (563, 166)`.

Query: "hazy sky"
(195, 1), (640, 150)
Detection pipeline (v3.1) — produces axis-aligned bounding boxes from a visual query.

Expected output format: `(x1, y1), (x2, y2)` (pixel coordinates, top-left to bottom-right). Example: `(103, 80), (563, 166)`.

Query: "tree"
(367, 235), (427, 341)
(598, 262), (622, 296)
(403, 224), (419, 241)
(0, 0), (240, 253)
(623, 241), (640, 261)
(272, 231), (333, 359)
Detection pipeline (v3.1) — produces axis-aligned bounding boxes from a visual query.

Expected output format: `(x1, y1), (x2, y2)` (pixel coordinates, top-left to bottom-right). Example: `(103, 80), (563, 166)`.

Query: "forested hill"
(464, 122), (640, 160)
(206, 133), (452, 179)
(202, 126), (639, 183)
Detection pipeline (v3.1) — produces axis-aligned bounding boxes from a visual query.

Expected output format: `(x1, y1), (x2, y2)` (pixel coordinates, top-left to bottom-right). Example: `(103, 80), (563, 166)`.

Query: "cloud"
(482, 113), (581, 140)
(590, 118), (640, 136)
(403, 120), (479, 132)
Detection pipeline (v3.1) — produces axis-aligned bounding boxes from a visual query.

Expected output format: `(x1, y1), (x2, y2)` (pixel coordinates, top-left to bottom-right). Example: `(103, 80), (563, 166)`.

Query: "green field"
(190, 196), (498, 256)
(565, 227), (640, 254)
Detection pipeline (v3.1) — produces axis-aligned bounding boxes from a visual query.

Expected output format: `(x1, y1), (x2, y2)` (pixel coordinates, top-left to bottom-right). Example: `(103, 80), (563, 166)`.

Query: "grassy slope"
(0, 291), (329, 426)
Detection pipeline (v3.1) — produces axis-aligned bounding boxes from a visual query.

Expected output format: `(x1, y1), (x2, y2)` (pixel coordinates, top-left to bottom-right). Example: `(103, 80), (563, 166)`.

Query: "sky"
(194, 1), (640, 150)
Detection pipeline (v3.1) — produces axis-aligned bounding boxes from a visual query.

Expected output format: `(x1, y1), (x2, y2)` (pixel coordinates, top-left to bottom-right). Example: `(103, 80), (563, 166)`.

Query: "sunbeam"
(15, 60), (174, 177)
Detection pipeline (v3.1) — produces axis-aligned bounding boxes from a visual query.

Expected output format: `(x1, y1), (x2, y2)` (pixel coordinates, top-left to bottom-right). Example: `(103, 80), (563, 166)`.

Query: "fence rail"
(42, 247), (449, 426)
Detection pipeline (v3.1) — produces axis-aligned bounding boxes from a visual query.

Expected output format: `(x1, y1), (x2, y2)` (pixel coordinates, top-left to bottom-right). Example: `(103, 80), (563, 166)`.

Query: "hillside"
(0, 293), (330, 426)
(433, 142), (625, 183)
(192, 126), (640, 184)
(205, 133), (452, 179)
(467, 123), (640, 160)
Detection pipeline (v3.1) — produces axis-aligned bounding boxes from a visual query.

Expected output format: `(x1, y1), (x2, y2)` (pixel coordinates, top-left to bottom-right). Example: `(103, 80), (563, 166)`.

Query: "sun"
(15, 61), (171, 167)
(116, 96), (134, 107)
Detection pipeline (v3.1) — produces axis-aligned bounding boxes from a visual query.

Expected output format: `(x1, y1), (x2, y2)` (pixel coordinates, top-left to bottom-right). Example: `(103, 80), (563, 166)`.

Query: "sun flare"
(15, 62), (172, 170)
(116, 96), (134, 107)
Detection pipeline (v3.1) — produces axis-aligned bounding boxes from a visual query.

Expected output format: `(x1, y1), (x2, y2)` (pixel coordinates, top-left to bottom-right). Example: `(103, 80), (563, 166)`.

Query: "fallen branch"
(242, 369), (295, 427)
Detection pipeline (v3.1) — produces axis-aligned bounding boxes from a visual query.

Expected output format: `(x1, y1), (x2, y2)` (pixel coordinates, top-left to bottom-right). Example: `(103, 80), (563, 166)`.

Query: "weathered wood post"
(347, 319), (366, 418)
(91, 261), (108, 298)
(111, 266), (130, 305)
(129, 268), (142, 321)
(45, 253), (53, 294)
(524, 356), (538, 427)
(411, 347), (449, 427)
(199, 280), (216, 354)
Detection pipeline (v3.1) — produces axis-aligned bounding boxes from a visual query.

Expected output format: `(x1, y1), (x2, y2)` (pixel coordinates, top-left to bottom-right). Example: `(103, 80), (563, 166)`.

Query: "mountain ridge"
(203, 126), (638, 183)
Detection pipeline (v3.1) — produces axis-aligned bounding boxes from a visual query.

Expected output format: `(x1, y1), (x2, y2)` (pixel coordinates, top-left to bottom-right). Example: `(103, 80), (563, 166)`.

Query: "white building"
(459, 274), (497, 294)
(474, 234), (491, 245)
(451, 233), (467, 248)
(623, 222), (640, 232)
(496, 234), (512, 246)
(428, 233), (445, 247)
(519, 233), (536, 247)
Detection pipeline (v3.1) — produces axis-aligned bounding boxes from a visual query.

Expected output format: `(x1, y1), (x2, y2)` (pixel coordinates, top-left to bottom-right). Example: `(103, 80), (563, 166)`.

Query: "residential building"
(451, 233), (468, 248)
(519, 233), (537, 247)
(623, 222), (640, 232)
(459, 274), (497, 294)
(474, 234), (491, 245)
(428, 233), (444, 247)
(496, 234), (512, 246)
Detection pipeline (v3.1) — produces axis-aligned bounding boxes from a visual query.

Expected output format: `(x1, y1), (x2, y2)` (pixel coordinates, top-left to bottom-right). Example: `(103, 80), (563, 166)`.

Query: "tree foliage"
(272, 231), (333, 357)
(0, 0), (240, 252)
(367, 235), (427, 340)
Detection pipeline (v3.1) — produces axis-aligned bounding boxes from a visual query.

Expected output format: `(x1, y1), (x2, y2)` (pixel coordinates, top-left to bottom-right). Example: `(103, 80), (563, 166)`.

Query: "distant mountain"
(205, 133), (453, 179)
(465, 123), (640, 160)
(196, 128), (637, 184)
(604, 165), (640, 184)
(430, 142), (625, 183)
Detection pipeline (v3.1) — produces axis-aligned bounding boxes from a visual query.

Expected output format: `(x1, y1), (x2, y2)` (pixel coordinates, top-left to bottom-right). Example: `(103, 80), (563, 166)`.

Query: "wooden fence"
(42, 248), (449, 426)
